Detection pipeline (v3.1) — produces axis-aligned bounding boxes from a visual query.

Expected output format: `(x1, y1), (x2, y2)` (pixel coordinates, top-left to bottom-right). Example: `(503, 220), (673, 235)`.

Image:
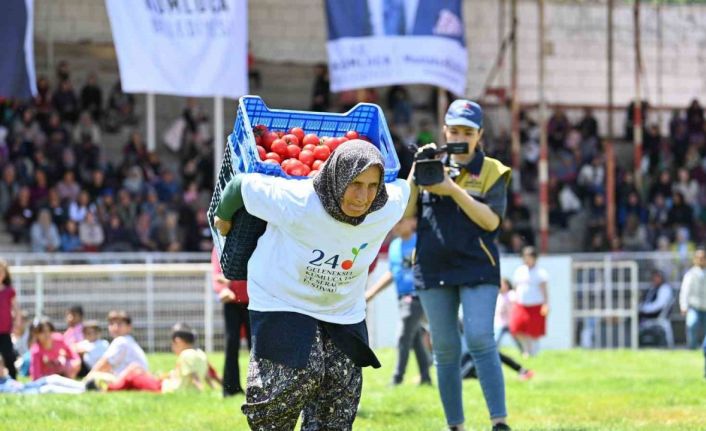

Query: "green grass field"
(2, 349), (705, 431)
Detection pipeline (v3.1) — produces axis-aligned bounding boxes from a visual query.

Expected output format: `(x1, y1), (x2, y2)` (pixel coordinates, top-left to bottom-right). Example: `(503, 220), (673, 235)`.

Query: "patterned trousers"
(241, 327), (362, 431)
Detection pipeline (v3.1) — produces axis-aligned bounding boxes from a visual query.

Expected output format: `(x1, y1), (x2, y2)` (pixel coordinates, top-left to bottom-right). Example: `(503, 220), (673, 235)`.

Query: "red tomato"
(253, 124), (268, 136)
(345, 130), (359, 140)
(270, 139), (288, 157)
(308, 169), (319, 177)
(323, 138), (337, 152)
(256, 145), (267, 160)
(281, 158), (296, 172)
(289, 163), (311, 177)
(289, 127), (305, 143)
(302, 144), (317, 152)
(262, 132), (279, 151)
(313, 145), (331, 161)
(302, 134), (320, 147)
(255, 135), (262, 146)
(312, 159), (324, 171)
(276, 131), (284, 138)
(299, 149), (315, 167)
(265, 152), (282, 163)
(282, 134), (300, 147)
(286, 144), (301, 159)
(263, 159), (279, 165)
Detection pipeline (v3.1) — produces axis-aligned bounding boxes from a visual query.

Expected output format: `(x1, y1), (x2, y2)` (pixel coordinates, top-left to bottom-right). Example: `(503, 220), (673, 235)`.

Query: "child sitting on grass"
(74, 320), (109, 376)
(29, 318), (81, 380)
(87, 310), (148, 380)
(94, 323), (215, 393)
(0, 355), (85, 394)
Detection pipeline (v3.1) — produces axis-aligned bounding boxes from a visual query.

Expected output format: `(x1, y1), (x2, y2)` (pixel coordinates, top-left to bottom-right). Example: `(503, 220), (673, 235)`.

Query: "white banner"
(325, 0), (467, 95)
(105, 0), (247, 98)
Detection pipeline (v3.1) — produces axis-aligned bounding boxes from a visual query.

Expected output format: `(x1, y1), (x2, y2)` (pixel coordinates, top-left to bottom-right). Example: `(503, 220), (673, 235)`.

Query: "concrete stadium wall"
(34, 0), (706, 108)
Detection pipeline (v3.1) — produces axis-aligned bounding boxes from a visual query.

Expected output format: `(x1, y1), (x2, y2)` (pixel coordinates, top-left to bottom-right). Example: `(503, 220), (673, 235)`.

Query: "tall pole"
(214, 97), (225, 186)
(633, 1), (643, 190)
(437, 89), (448, 144)
(606, 0), (616, 243)
(499, 0), (507, 89)
(538, 0), (549, 253)
(146, 93), (156, 152)
(656, 0), (664, 128)
(510, 0), (521, 193)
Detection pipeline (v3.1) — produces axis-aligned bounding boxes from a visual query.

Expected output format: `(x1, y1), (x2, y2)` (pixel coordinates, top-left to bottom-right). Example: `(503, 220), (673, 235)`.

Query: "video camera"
(413, 142), (469, 186)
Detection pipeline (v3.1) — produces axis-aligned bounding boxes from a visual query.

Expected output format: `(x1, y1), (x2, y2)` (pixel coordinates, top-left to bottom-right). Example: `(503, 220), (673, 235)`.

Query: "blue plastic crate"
(230, 95), (400, 182)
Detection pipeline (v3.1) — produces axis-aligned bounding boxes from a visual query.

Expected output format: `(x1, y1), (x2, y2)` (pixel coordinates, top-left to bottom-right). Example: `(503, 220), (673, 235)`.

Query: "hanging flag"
(0, 0), (37, 100)
(105, 0), (247, 98)
(325, 0), (467, 95)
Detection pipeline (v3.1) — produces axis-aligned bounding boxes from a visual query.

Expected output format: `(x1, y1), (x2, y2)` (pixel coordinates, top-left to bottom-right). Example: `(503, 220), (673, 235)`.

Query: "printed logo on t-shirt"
(301, 243), (368, 293)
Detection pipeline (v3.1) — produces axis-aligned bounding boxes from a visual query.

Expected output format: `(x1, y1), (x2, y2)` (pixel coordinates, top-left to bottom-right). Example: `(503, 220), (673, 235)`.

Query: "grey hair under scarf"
(313, 139), (388, 226)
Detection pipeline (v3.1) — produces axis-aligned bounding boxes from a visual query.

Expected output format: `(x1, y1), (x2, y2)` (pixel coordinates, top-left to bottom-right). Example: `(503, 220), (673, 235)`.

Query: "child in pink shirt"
(30, 318), (80, 380)
(63, 305), (84, 347)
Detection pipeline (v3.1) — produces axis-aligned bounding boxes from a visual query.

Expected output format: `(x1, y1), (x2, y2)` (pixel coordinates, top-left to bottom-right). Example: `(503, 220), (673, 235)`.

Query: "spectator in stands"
(625, 99), (649, 141)
(99, 323), (214, 393)
(667, 192), (693, 231)
(122, 166), (146, 197)
(29, 169), (49, 206)
(74, 321), (109, 372)
(510, 246), (549, 357)
(647, 193), (670, 240)
(155, 169), (181, 203)
(12, 108), (42, 145)
(30, 209), (60, 252)
(0, 165), (19, 215)
(117, 188), (139, 228)
(60, 220), (82, 252)
(365, 217), (432, 387)
(578, 107), (599, 141)
(105, 79), (136, 132)
(134, 212), (157, 251)
(56, 170), (81, 204)
(621, 214), (650, 252)
(73, 111), (101, 147)
(29, 318), (81, 380)
(671, 227), (695, 262)
(211, 248), (250, 397)
(68, 190), (93, 223)
(53, 79), (79, 124)
(0, 259), (19, 379)
(80, 72), (103, 122)
(85, 170), (109, 202)
(310, 64), (330, 112)
(4, 186), (33, 243)
(79, 211), (104, 251)
(153, 211), (181, 252)
(547, 108), (570, 150)
(577, 154), (606, 201)
(88, 310), (148, 378)
(649, 170), (674, 204)
(639, 270), (674, 323)
(679, 248), (706, 350)
(33, 76), (53, 126)
(674, 168), (699, 212)
(103, 213), (134, 252)
(687, 99), (704, 135)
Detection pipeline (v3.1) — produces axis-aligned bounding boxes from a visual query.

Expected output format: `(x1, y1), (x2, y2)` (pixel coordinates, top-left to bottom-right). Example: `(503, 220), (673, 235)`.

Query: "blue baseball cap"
(444, 99), (483, 129)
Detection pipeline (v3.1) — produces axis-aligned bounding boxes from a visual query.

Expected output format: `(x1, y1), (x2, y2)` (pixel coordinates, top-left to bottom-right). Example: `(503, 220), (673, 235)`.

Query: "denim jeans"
(418, 284), (507, 425)
(685, 308), (706, 350)
(393, 295), (431, 383)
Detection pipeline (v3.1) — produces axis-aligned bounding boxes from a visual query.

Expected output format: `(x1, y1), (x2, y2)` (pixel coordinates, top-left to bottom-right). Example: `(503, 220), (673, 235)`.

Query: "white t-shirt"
(513, 264), (549, 306)
(103, 335), (148, 375)
(241, 174), (410, 324)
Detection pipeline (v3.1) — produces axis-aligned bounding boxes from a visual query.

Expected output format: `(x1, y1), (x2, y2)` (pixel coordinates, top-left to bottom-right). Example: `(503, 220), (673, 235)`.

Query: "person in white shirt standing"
(509, 246), (549, 357)
(679, 248), (706, 355)
(214, 140), (410, 430)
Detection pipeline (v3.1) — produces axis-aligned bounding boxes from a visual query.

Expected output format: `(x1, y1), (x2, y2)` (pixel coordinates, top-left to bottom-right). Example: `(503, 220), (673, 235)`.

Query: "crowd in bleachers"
(0, 62), (214, 253)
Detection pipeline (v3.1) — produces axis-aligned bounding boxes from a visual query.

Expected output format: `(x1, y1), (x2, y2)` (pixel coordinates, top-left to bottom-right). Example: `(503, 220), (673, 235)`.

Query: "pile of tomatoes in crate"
(252, 125), (369, 177)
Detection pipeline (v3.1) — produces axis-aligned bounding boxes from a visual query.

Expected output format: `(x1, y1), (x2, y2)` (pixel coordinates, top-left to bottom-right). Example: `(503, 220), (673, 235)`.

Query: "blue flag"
(0, 0), (37, 100)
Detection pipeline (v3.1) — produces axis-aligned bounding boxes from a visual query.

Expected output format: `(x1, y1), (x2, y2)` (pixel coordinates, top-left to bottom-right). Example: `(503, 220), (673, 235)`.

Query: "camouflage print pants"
(241, 327), (363, 431)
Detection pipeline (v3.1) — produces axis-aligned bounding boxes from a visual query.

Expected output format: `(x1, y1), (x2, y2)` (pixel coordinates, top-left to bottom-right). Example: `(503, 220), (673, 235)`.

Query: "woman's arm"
(403, 165), (419, 218)
(213, 176), (245, 236)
